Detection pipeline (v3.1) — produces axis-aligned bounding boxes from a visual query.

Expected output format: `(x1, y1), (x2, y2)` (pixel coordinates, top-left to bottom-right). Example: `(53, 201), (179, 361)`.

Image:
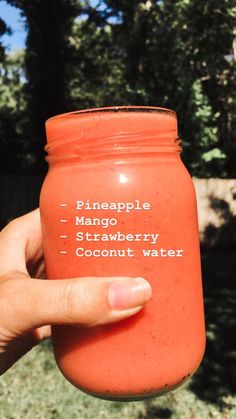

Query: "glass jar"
(40, 106), (205, 401)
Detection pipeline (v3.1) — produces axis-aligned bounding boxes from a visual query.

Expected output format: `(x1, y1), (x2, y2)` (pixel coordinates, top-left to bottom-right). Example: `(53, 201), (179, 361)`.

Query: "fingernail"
(108, 277), (152, 310)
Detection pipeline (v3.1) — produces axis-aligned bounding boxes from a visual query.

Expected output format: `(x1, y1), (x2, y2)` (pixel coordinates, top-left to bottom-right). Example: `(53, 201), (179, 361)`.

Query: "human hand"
(0, 209), (152, 374)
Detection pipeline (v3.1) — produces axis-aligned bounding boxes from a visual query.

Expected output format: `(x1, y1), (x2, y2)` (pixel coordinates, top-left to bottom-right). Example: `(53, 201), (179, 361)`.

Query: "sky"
(0, 1), (112, 51)
(0, 1), (26, 50)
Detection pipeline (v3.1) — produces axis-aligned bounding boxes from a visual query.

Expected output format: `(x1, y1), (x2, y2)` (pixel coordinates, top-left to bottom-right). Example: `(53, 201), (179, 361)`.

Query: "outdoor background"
(0, 1), (236, 418)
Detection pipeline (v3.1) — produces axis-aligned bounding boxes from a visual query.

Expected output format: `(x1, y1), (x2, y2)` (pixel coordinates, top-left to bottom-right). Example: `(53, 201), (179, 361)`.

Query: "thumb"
(2, 276), (152, 336)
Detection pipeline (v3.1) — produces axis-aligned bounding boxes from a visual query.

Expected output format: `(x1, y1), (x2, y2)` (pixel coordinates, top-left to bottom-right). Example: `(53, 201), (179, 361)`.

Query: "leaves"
(0, 0), (235, 176)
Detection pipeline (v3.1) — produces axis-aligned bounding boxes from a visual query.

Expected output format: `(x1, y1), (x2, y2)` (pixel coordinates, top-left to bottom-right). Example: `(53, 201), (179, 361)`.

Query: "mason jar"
(39, 106), (205, 400)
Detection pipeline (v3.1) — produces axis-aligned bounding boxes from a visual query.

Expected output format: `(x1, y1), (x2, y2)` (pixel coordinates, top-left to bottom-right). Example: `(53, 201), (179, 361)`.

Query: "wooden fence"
(194, 178), (236, 248)
(0, 174), (235, 248)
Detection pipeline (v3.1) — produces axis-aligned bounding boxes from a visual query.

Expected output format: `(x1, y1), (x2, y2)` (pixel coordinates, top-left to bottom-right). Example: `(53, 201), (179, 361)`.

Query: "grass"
(0, 252), (236, 419)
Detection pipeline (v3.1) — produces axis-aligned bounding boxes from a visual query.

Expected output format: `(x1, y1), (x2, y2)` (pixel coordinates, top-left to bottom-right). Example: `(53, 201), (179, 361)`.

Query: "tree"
(0, 14), (28, 172)
(0, 15), (9, 61)
(6, 0), (80, 173)
(1, 0), (236, 177)
(0, 50), (28, 171)
(95, 0), (236, 176)
(179, 0), (236, 176)
(68, 17), (126, 108)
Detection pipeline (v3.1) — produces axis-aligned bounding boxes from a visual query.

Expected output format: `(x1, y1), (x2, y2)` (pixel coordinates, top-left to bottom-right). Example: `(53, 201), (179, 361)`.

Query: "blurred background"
(0, 1), (235, 418)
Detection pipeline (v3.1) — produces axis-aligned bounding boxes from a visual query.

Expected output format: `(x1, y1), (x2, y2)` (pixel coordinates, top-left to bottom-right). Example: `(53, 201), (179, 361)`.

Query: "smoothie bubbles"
(40, 106), (206, 400)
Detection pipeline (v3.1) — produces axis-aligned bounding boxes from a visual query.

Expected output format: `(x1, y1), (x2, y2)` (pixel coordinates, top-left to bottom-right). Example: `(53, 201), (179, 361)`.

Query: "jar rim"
(47, 106), (176, 122)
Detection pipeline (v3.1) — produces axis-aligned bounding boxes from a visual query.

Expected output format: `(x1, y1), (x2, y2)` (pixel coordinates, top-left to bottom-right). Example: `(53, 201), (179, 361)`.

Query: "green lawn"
(1, 252), (236, 419)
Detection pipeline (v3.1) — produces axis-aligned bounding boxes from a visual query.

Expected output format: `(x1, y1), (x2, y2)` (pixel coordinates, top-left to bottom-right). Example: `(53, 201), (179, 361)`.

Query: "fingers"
(0, 333), (39, 375)
(0, 276), (152, 337)
(0, 211), (152, 376)
(0, 209), (42, 277)
(0, 326), (51, 375)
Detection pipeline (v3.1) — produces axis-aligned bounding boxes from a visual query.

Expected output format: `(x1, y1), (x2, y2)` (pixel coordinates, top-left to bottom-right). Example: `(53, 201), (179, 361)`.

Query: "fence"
(0, 174), (235, 248)
(194, 178), (236, 248)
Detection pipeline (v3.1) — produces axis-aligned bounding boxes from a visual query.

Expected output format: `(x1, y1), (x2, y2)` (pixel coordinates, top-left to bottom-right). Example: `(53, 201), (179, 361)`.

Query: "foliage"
(69, 19), (126, 108)
(0, 16), (8, 61)
(0, 49), (25, 111)
(0, 0), (236, 176)
(98, 0), (236, 176)
(176, 0), (236, 175)
(0, 50), (32, 171)
(4, 0), (81, 172)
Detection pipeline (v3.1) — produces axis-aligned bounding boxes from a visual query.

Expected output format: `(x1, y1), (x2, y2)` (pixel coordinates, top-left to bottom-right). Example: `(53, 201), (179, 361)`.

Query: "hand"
(0, 209), (152, 374)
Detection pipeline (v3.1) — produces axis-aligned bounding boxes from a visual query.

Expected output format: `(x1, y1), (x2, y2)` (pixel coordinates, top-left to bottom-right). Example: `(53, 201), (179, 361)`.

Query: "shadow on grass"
(138, 406), (172, 418)
(138, 251), (236, 417)
(189, 251), (236, 408)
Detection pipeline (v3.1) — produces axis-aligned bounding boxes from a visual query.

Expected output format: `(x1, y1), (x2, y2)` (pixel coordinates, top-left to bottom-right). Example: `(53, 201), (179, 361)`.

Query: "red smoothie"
(40, 107), (205, 400)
